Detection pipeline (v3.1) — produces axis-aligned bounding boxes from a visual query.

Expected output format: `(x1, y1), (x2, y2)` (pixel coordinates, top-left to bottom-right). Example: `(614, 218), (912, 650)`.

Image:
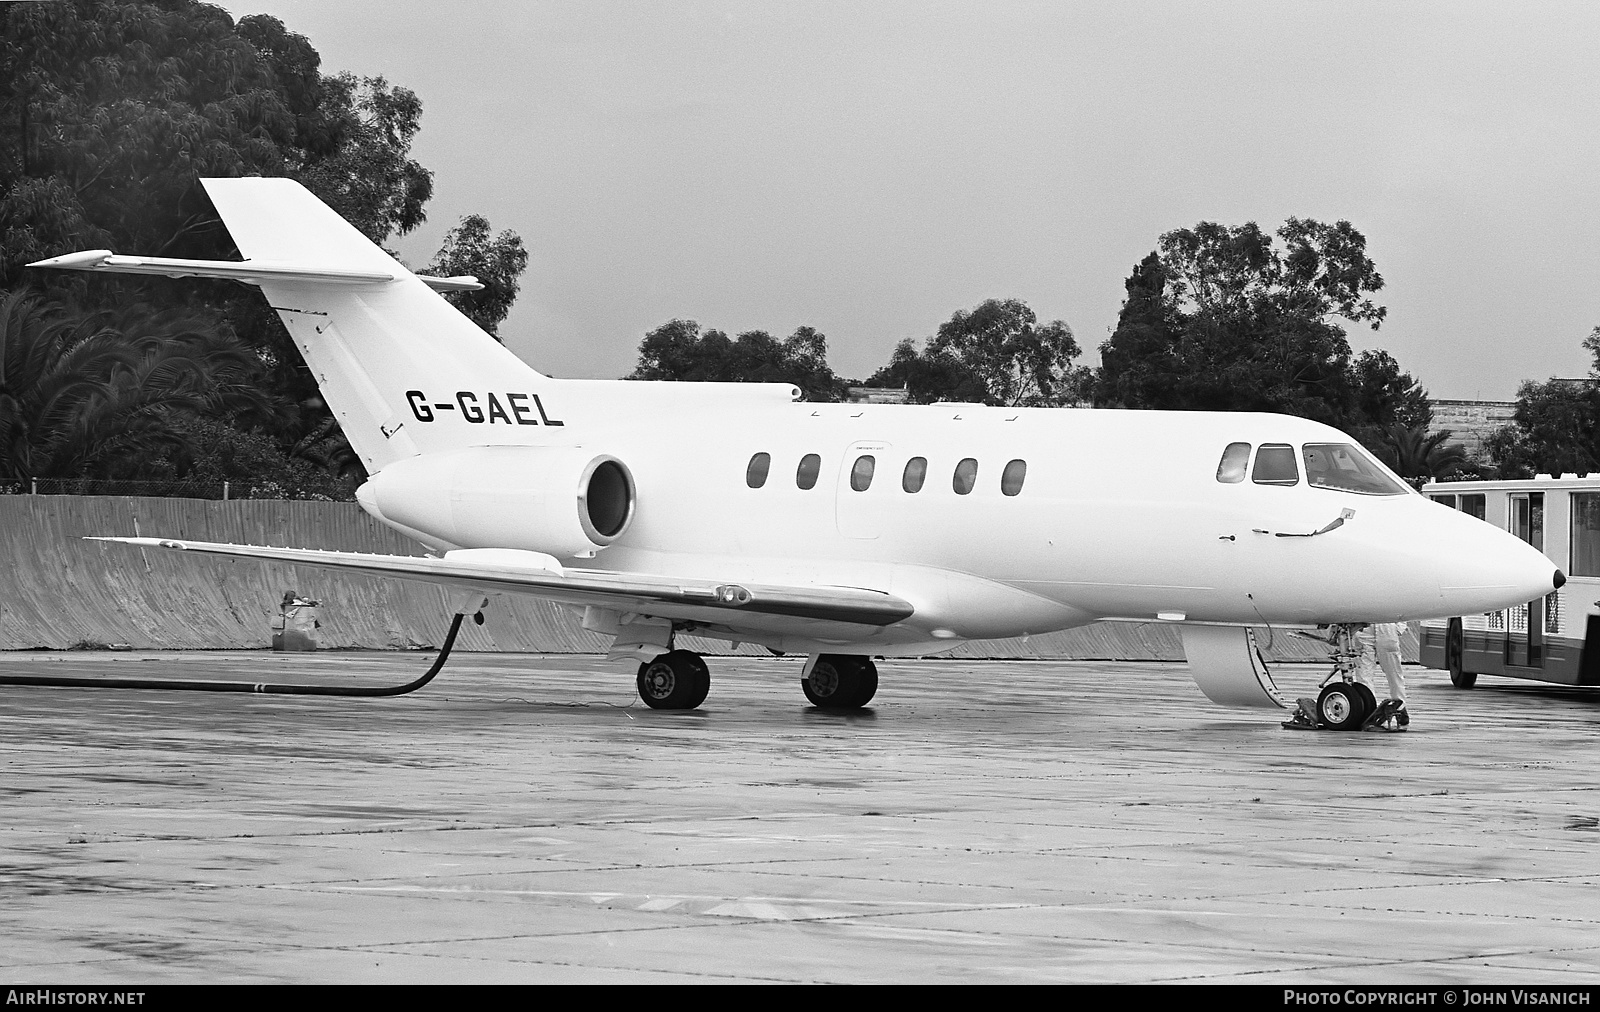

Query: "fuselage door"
(836, 440), (890, 540)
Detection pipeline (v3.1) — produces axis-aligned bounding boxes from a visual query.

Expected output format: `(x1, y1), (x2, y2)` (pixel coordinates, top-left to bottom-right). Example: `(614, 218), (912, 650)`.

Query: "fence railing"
(1, 478), (353, 501)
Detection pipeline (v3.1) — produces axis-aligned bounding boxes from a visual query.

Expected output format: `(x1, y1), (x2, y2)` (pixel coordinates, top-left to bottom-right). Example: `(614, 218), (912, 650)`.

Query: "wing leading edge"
(88, 537), (916, 628)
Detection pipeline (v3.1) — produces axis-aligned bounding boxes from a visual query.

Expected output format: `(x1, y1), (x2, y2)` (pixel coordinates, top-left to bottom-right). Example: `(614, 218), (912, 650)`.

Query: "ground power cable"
(0, 614), (465, 697)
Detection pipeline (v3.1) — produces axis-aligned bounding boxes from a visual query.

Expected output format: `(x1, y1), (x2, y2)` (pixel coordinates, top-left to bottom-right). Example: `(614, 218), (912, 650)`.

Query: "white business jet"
(30, 177), (1562, 712)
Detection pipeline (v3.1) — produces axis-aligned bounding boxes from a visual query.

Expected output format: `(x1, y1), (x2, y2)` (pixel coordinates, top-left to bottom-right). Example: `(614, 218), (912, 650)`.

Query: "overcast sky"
(219, 1), (1600, 401)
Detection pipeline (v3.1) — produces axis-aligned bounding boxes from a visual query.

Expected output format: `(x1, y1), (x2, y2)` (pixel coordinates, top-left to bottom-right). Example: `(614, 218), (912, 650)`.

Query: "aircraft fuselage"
(361, 382), (1558, 655)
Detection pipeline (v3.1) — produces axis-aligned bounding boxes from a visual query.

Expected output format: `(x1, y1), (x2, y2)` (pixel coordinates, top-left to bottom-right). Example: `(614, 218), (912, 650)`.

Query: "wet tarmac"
(0, 649), (1598, 984)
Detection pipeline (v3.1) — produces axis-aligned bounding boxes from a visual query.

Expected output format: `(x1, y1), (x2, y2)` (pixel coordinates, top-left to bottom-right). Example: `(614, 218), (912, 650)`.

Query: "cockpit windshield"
(1302, 443), (1407, 496)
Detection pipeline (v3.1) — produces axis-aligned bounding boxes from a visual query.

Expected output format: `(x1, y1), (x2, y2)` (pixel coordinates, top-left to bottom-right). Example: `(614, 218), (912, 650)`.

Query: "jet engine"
(356, 445), (636, 558)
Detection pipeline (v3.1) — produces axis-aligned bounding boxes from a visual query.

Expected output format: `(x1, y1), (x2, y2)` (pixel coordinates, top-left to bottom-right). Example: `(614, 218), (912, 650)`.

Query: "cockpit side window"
(1252, 444), (1299, 485)
(1302, 443), (1407, 496)
(1216, 442), (1250, 483)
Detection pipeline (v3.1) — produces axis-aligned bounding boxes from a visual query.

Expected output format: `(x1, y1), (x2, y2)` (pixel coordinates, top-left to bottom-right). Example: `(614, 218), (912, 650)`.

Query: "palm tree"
(1378, 422), (1469, 486)
(0, 289), (273, 484)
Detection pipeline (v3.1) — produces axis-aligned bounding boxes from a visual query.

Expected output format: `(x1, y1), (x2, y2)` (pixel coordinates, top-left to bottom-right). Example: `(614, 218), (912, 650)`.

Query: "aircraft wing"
(88, 537), (916, 627)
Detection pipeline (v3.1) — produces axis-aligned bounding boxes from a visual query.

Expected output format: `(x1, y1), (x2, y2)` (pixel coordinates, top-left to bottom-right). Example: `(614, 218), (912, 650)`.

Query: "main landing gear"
(632, 650), (880, 711)
(803, 654), (878, 710)
(636, 650), (711, 710)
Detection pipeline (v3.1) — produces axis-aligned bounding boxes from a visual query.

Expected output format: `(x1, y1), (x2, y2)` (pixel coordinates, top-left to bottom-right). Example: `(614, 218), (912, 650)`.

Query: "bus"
(1419, 474), (1600, 688)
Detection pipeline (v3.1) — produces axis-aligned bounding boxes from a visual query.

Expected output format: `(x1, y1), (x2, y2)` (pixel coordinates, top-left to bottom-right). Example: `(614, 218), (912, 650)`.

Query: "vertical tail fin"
(201, 177), (555, 472)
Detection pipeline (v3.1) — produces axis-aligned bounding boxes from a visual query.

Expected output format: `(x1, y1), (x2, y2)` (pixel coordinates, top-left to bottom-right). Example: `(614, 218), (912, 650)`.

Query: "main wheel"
(803, 655), (877, 709)
(637, 650), (710, 709)
(1446, 617), (1476, 688)
(1317, 682), (1367, 731)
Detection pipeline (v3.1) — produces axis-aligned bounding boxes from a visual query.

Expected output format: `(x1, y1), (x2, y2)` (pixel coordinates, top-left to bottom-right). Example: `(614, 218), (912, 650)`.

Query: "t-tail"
(29, 176), (563, 474)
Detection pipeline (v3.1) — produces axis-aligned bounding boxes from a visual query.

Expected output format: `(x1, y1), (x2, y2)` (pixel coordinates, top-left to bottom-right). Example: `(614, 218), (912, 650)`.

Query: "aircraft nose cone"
(1555, 569), (1567, 590)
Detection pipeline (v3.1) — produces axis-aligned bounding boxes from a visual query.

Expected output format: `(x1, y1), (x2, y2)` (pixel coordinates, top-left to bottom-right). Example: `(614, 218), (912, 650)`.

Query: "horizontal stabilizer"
(28, 250), (483, 291)
(88, 537), (916, 628)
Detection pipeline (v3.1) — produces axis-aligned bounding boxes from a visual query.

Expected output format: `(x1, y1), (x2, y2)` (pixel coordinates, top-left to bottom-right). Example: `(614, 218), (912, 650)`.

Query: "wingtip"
(29, 249), (114, 270)
(83, 536), (177, 548)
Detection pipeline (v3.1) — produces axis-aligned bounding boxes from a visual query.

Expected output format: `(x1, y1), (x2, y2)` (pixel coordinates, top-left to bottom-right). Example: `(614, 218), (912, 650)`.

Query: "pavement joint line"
(296, 885), (1039, 909)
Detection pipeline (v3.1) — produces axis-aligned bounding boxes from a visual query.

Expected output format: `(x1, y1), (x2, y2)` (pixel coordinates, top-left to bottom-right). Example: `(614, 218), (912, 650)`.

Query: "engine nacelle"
(357, 445), (636, 558)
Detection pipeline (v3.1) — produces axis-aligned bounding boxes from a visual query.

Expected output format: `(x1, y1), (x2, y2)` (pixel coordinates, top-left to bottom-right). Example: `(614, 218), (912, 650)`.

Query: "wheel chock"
(1362, 699), (1409, 733)
(1280, 697), (1322, 731)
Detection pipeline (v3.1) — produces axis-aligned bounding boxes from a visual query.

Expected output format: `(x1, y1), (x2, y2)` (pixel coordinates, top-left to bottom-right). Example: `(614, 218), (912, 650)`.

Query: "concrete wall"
(0, 495), (1369, 661)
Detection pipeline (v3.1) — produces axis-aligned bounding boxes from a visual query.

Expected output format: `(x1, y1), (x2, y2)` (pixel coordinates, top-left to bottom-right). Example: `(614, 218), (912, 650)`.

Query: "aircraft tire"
(1317, 682), (1367, 731)
(1446, 618), (1476, 688)
(803, 655), (874, 709)
(637, 650), (710, 710)
(853, 658), (879, 707)
(681, 652), (711, 709)
(1351, 682), (1377, 724)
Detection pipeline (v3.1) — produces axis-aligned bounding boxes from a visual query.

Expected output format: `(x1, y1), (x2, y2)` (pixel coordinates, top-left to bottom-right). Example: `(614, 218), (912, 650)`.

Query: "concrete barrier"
(0, 495), (1390, 662)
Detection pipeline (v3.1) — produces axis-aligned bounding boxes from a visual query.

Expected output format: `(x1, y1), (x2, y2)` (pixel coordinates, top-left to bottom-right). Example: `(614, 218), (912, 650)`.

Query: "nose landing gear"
(1282, 623), (1407, 732)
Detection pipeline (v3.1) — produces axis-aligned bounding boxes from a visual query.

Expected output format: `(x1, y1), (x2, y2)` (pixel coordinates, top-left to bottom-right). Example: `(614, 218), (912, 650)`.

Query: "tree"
(1484, 378), (1600, 479)
(150, 416), (356, 500)
(867, 298), (1089, 406)
(627, 320), (850, 402)
(426, 214), (528, 338)
(1374, 423), (1468, 486)
(0, 3), (530, 490)
(290, 72), (433, 248)
(1480, 326), (1600, 479)
(0, 289), (272, 483)
(0, 2), (297, 284)
(1095, 218), (1404, 434)
(1345, 348), (1432, 451)
(0, 4), (437, 284)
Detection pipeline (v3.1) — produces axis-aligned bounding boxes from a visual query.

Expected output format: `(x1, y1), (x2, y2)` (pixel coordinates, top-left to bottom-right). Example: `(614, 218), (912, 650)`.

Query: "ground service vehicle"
(1421, 475), (1600, 688)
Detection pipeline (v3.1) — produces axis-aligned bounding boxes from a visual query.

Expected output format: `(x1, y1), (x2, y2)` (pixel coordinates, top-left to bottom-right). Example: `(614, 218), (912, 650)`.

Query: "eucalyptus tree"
(867, 298), (1089, 407)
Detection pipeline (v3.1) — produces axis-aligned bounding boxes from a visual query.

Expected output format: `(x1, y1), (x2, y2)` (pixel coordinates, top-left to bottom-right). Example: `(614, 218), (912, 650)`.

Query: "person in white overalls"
(1356, 622), (1409, 728)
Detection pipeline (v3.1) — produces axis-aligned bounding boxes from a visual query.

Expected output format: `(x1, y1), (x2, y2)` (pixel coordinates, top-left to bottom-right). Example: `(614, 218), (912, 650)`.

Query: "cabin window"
(953, 458), (979, 495)
(850, 455), (876, 491)
(796, 453), (821, 490)
(903, 457), (927, 493)
(1001, 459), (1027, 496)
(1301, 443), (1406, 495)
(1252, 444), (1299, 486)
(746, 452), (771, 488)
(1431, 492), (1486, 519)
(1216, 442), (1250, 483)
(1572, 494), (1600, 577)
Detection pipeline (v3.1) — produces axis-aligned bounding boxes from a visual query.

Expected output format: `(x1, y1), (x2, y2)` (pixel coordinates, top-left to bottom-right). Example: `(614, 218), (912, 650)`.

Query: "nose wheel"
(1316, 681), (1375, 730)
(637, 650), (710, 710)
